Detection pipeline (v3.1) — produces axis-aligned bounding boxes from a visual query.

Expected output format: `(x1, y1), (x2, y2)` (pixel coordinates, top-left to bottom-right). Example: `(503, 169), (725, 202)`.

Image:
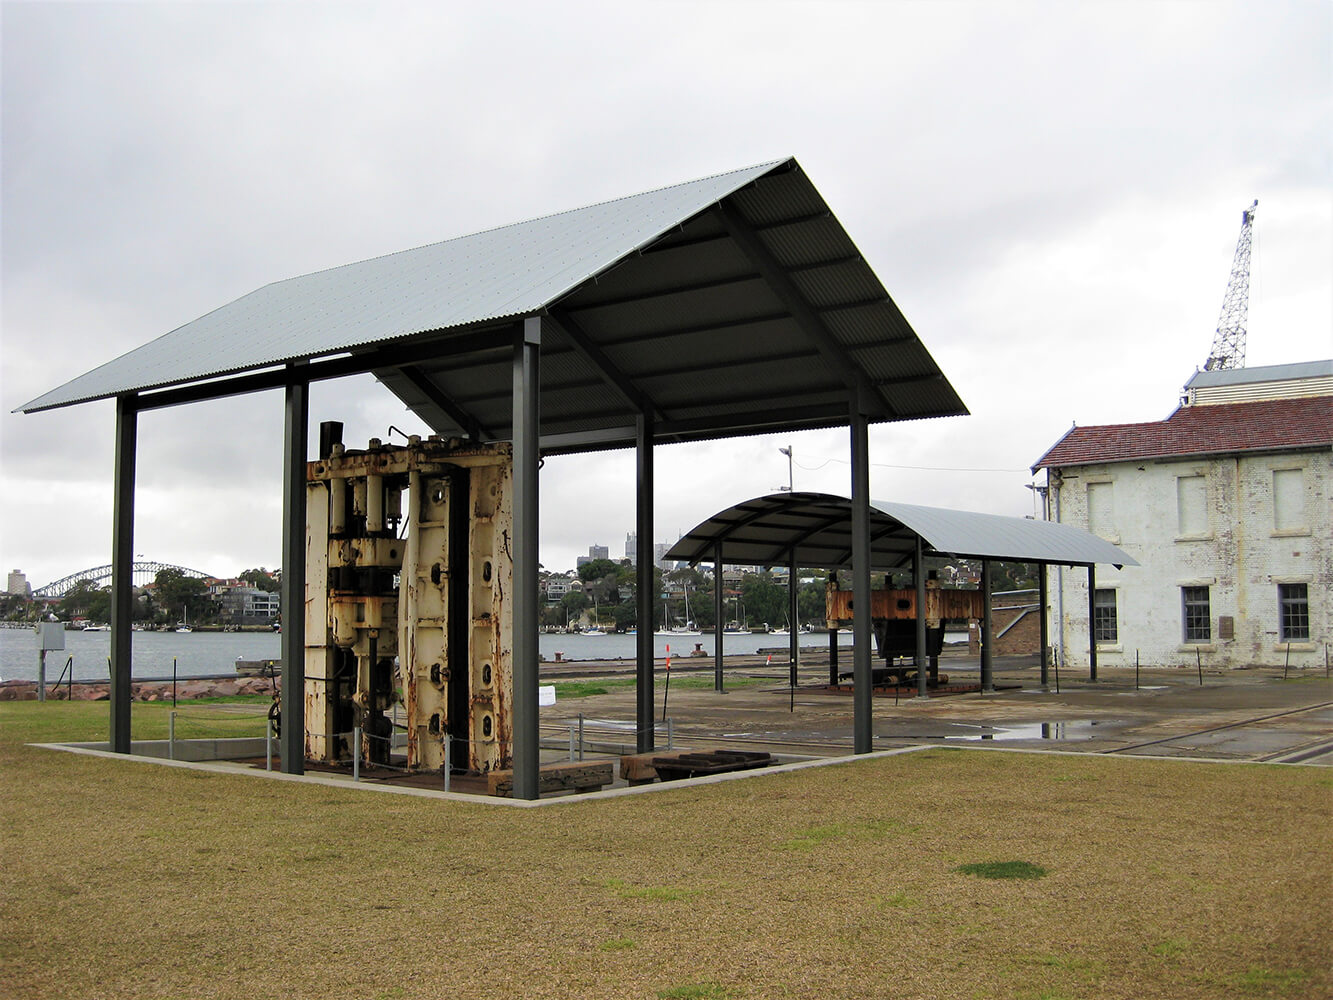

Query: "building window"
(1182, 586), (1211, 643)
(1279, 584), (1310, 642)
(1273, 468), (1306, 532)
(1176, 475), (1208, 536)
(1093, 589), (1118, 643)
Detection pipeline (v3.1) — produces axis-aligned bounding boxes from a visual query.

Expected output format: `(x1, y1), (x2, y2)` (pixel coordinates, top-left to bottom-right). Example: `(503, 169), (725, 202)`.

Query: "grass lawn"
(1, 700), (1329, 1000)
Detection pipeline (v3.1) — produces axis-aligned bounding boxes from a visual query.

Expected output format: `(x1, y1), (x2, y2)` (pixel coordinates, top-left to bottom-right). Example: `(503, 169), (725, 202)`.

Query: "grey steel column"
(915, 535), (928, 700)
(1087, 565), (1098, 682)
(713, 541), (724, 693)
(980, 558), (993, 692)
(280, 375), (308, 775)
(788, 548), (798, 684)
(635, 412), (655, 752)
(511, 317), (542, 800)
(1039, 565), (1050, 689)
(850, 398), (872, 753)
(110, 396), (137, 754)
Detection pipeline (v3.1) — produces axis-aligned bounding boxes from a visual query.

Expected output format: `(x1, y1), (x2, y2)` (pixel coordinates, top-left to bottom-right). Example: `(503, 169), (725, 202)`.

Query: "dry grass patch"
(0, 701), (1329, 999)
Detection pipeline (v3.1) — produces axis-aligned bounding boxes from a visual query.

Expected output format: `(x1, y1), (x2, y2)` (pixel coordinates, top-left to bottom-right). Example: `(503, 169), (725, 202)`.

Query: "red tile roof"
(1032, 396), (1333, 471)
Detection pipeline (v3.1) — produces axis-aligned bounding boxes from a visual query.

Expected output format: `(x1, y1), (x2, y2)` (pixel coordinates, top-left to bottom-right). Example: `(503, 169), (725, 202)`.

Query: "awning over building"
(665, 492), (1137, 569)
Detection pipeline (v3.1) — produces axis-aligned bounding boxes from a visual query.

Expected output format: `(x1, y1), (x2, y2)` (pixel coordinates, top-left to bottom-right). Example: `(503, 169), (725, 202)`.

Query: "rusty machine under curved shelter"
(304, 425), (513, 775)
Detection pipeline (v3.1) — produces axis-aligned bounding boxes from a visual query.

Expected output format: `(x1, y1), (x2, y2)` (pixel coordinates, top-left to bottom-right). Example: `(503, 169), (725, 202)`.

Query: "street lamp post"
(778, 446), (793, 492)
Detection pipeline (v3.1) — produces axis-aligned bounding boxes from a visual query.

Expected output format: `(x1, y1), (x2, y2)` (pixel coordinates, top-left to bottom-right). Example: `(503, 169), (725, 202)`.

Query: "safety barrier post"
(168, 711), (176, 760)
(266, 720), (274, 771)
(353, 728), (361, 781)
(578, 713), (585, 762)
(569, 722), (577, 761)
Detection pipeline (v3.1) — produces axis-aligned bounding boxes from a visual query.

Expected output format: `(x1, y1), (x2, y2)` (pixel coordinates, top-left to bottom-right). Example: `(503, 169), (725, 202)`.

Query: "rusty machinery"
(826, 580), (984, 686)
(304, 429), (513, 775)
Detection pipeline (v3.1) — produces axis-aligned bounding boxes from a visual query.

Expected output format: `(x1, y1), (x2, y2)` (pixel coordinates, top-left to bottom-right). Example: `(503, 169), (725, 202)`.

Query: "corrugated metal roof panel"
(20, 159), (788, 412)
(665, 492), (1137, 568)
(21, 158), (969, 453)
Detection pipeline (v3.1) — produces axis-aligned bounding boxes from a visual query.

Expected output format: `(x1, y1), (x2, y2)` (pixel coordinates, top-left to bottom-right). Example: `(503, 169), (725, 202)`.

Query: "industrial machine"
(304, 427), (514, 775)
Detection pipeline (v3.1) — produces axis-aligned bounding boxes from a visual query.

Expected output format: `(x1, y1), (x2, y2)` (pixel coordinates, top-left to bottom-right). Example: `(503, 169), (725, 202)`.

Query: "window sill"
(1095, 644), (1123, 654)
(1276, 642), (1316, 653)
(1271, 529), (1311, 538)
(1174, 534), (1213, 543)
(1178, 644), (1216, 653)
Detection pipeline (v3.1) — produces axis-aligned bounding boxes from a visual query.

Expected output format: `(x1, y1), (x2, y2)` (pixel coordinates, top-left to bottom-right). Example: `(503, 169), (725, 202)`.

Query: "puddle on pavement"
(945, 720), (1112, 741)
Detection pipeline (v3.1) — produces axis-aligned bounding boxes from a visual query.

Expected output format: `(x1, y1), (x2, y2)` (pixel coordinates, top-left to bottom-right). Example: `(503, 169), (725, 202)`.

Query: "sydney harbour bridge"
(32, 561), (217, 599)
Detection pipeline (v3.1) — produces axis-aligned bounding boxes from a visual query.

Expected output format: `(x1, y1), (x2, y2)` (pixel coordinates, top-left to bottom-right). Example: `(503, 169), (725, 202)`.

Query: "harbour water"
(0, 627), (853, 683)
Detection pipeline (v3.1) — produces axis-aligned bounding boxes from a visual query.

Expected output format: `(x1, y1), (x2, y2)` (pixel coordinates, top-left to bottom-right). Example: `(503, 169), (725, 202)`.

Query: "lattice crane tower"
(1203, 199), (1258, 371)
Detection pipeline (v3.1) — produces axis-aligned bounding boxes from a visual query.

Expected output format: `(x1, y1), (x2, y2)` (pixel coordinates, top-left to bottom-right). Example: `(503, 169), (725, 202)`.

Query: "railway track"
(1100, 701), (1333, 758)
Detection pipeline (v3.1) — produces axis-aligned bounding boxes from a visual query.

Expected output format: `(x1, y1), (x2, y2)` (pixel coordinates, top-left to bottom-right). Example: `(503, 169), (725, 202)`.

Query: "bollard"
(443, 733), (452, 792)
(353, 727), (361, 781)
(37, 648), (46, 703)
(578, 712), (585, 762)
(168, 711), (176, 761)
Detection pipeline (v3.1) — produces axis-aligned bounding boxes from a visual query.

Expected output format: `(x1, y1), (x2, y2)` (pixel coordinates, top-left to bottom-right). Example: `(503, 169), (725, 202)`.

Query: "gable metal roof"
(19, 158), (967, 453)
(664, 492), (1137, 569)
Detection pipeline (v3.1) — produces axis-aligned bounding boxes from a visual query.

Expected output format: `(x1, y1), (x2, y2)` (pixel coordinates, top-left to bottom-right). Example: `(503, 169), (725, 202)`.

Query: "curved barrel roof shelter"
(666, 492), (1137, 697)
(20, 158), (968, 798)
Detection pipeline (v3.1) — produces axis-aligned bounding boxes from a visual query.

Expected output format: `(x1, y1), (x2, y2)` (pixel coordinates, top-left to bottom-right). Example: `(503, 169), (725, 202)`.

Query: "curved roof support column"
(714, 542), (725, 693)
(511, 318), (542, 800)
(636, 412), (655, 752)
(110, 395), (137, 754)
(280, 371), (308, 774)
(849, 395), (873, 753)
(916, 535), (929, 700)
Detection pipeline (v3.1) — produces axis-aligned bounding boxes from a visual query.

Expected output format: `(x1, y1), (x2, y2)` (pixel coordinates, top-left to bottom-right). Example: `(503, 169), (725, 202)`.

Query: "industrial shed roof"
(664, 492), (1137, 569)
(19, 158), (967, 452)
(1031, 396), (1333, 472)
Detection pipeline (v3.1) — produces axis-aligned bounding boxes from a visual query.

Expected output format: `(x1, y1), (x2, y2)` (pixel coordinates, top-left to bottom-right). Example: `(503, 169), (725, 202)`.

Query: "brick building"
(1032, 360), (1331, 669)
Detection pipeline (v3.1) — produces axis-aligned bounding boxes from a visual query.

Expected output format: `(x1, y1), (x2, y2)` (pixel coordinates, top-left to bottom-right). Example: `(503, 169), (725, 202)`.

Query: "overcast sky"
(2, 1), (1329, 591)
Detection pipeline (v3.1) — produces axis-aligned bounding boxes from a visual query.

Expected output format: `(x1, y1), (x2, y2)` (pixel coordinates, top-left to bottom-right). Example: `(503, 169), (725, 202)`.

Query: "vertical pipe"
(110, 395), (137, 753)
(1038, 565), (1050, 689)
(511, 317), (542, 801)
(578, 712), (585, 762)
(714, 542), (725, 693)
(788, 548), (798, 685)
(38, 649), (46, 703)
(915, 535), (928, 699)
(280, 374), (308, 775)
(829, 625), (838, 687)
(849, 397), (873, 753)
(1087, 565), (1098, 682)
(981, 558), (993, 692)
(266, 719), (273, 771)
(168, 711), (175, 761)
(635, 412), (655, 753)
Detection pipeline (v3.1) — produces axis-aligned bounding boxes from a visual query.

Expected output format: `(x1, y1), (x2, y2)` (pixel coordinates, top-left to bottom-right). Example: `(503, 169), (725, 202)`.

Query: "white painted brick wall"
(1047, 447), (1330, 669)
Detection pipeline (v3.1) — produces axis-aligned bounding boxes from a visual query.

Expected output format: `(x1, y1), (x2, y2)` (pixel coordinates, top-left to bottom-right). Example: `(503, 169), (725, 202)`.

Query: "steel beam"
(110, 396), (137, 754)
(511, 318), (542, 800)
(788, 549), (799, 680)
(1087, 565), (1098, 683)
(714, 542), (725, 693)
(716, 202), (893, 418)
(280, 375), (308, 774)
(849, 397), (873, 753)
(398, 365), (492, 440)
(980, 559), (994, 693)
(915, 535), (929, 700)
(635, 412), (655, 752)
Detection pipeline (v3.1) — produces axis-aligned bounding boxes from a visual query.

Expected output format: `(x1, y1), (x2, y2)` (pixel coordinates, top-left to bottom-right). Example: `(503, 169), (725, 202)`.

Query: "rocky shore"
(0, 675), (278, 702)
